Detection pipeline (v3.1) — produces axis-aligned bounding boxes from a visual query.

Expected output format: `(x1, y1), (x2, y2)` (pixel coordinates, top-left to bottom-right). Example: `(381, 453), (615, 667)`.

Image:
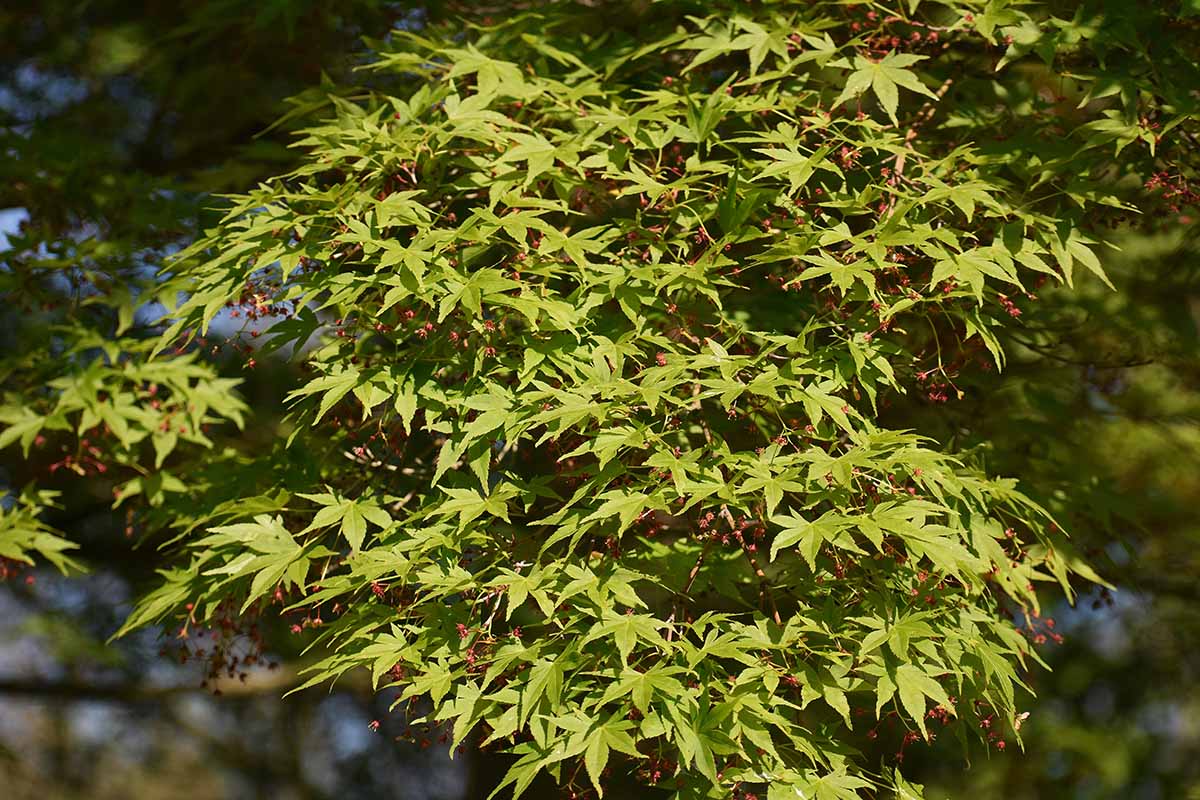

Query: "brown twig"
(691, 382), (714, 446)
(0, 666), (306, 701)
(721, 506), (781, 625)
(666, 540), (710, 639)
(885, 78), (955, 219)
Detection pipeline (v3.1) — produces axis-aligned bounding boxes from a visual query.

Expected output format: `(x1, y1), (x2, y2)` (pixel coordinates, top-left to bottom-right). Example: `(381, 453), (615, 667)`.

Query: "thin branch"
(721, 506), (781, 625)
(0, 666), (305, 702)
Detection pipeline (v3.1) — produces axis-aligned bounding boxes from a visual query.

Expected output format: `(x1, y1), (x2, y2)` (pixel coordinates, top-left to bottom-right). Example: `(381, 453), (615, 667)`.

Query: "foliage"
(3, 1), (1199, 798)
(888, 222), (1200, 800)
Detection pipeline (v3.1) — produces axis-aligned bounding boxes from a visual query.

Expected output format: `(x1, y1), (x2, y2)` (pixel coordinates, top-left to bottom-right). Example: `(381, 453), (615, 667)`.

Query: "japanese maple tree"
(4, 1), (1198, 798)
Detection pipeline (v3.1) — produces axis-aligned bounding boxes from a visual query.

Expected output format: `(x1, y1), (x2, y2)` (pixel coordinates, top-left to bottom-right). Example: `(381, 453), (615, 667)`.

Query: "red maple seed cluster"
(1144, 169), (1200, 221)
(1018, 614), (1065, 647)
(0, 558), (35, 584)
(161, 601), (278, 693)
(842, 3), (954, 56)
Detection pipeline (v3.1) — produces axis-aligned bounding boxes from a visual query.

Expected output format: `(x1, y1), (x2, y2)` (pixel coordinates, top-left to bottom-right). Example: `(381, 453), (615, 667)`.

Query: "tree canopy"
(3, 2), (1199, 798)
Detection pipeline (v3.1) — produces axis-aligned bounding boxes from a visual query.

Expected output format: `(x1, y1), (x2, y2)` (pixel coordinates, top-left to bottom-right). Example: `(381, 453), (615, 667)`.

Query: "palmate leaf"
(0, 490), (81, 575)
(582, 714), (640, 797)
(894, 663), (954, 738)
(836, 53), (940, 123)
(287, 366), (362, 423)
(299, 491), (392, 552)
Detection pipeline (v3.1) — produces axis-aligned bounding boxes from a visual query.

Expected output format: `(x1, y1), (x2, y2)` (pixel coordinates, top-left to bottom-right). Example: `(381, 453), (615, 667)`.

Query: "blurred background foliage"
(0, 1), (1197, 798)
